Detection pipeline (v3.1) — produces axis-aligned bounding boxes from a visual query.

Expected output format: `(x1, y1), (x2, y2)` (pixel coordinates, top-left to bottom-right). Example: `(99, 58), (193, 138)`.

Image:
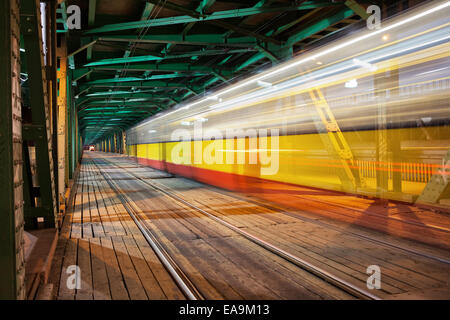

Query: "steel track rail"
(90, 158), (204, 300)
(99, 156), (382, 300)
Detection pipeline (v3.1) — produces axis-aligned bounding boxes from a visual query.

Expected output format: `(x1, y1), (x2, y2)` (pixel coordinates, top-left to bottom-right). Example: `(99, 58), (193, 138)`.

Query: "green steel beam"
(75, 86), (91, 98)
(90, 62), (233, 75)
(58, 2), (68, 33)
(77, 99), (167, 109)
(80, 7), (356, 129)
(154, 0), (215, 57)
(68, 40), (96, 58)
(80, 106), (158, 112)
(80, 113), (148, 120)
(269, 8), (322, 37)
(141, 2), (155, 20)
(85, 73), (205, 84)
(76, 2), (359, 144)
(78, 94), (173, 104)
(230, 7), (355, 72)
(79, 99), (165, 107)
(232, 52), (265, 72)
(81, 120), (136, 129)
(85, 2), (337, 34)
(81, 116), (150, 122)
(84, 48), (256, 67)
(80, 108), (154, 114)
(85, 54), (162, 66)
(80, 104), (160, 109)
(80, 80), (203, 90)
(88, 0), (97, 25)
(200, 75), (221, 88)
(67, 67), (74, 179)
(286, 8), (355, 47)
(79, 98), (162, 104)
(344, 0), (369, 19)
(80, 108), (160, 115)
(143, 0), (203, 18)
(86, 0), (97, 64)
(110, 2), (155, 96)
(223, 0), (275, 39)
(94, 34), (258, 47)
(82, 118), (139, 124)
(85, 90), (175, 98)
(256, 45), (279, 62)
(73, 67), (90, 80)
(58, 2), (74, 68)
(73, 69), (93, 83)
(21, 0), (58, 228)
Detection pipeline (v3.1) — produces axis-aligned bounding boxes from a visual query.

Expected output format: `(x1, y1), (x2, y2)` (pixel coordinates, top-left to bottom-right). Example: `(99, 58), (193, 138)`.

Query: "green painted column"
(21, 0), (57, 229)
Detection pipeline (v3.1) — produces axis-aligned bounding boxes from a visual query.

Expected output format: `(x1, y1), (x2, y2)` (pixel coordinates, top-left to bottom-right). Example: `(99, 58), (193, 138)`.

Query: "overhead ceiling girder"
(93, 34), (259, 47)
(85, 2), (338, 34)
(89, 62), (233, 76)
(80, 80), (203, 91)
(84, 48), (257, 67)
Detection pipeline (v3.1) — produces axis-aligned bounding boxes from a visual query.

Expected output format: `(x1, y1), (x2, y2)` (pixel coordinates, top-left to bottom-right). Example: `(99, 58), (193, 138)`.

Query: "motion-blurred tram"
(125, 1), (450, 205)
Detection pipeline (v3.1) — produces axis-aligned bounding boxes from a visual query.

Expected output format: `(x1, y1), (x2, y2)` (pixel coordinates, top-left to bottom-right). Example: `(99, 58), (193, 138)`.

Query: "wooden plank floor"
(47, 152), (450, 300)
(89, 155), (354, 300)
(95, 152), (450, 300)
(205, 174), (450, 250)
(155, 177), (450, 298)
(47, 157), (184, 300)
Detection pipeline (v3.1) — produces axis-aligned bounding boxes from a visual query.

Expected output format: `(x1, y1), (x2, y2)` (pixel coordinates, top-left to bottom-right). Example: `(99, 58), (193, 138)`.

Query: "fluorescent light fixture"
(148, 129), (156, 133)
(345, 79), (358, 88)
(196, 117), (208, 122)
(20, 48), (25, 52)
(181, 121), (192, 126)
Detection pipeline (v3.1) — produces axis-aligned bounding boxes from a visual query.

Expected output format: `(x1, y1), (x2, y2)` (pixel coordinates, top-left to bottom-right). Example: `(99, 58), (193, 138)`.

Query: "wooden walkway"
(47, 157), (184, 300)
(237, 180), (450, 250)
(46, 152), (450, 300)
